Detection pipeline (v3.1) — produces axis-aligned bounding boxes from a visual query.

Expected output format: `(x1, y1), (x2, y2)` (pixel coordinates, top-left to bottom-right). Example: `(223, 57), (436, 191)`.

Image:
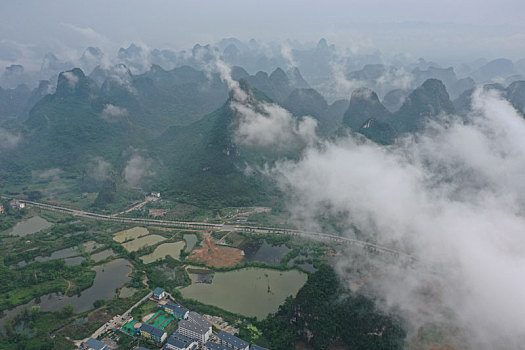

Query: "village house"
(9, 199), (25, 209)
(216, 331), (249, 350)
(152, 287), (167, 301)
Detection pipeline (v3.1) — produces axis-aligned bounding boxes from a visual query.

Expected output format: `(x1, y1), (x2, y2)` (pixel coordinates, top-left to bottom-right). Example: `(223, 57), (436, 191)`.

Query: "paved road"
(10, 198), (415, 262)
(79, 291), (153, 346)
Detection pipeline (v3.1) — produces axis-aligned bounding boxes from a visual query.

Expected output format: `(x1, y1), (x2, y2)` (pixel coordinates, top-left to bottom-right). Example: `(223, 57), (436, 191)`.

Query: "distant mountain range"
(2, 56), (525, 209)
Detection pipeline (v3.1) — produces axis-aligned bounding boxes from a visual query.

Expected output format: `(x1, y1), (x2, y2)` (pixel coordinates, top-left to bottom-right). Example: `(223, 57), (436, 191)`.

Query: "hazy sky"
(2, 0), (525, 62)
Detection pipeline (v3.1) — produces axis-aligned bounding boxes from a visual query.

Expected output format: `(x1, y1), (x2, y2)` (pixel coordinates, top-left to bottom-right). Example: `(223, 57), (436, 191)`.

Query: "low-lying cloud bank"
(123, 150), (155, 187)
(0, 127), (21, 152)
(100, 104), (127, 122)
(218, 55), (525, 348)
(213, 59), (318, 152)
(269, 89), (525, 348)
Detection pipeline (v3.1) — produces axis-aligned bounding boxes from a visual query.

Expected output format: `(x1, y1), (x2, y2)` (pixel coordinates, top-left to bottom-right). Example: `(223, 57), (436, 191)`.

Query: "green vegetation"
(0, 259), (95, 311)
(0, 307), (76, 350)
(258, 265), (407, 350)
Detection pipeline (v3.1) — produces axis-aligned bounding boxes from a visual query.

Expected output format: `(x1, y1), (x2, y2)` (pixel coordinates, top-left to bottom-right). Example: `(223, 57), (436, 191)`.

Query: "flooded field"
(183, 234), (198, 251)
(64, 256), (85, 266)
(242, 240), (291, 265)
(14, 246), (81, 268)
(181, 268), (307, 319)
(113, 227), (149, 243)
(140, 241), (185, 264)
(122, 234), (166, 252)
(90, 249), (115, 262)
(0, 259), (131, 331)
(8, 216), (53, 236)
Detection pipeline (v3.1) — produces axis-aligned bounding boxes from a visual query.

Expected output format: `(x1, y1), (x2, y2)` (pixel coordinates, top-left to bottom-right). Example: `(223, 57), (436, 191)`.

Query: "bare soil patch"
(189, 237), (244, 267)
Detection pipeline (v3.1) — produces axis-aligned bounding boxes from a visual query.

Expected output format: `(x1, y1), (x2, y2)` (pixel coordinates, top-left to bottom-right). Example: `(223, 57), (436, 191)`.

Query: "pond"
(140, 241), (185, 264)
(287, 255), (317, 273)
(183, 234), (198, 252)
(0, 259), (132, 332)
(8, 216), (53, 237)
(13, 246), (82, 268)
(181, 267), (307, 319)
(242, 240), (291, 265)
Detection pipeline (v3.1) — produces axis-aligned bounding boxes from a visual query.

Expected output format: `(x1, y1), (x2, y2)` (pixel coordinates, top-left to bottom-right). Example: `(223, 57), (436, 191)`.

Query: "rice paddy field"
(122, 234), (166, 252)
(113, 227), (150, 243)
(140, 241), (186, 264)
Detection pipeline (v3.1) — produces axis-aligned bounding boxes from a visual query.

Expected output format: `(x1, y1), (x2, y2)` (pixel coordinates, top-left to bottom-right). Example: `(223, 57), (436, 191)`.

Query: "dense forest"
(259, 265), (406, 349)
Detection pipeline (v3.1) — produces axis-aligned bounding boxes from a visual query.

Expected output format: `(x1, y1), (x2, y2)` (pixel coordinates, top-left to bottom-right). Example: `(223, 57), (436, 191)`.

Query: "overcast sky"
(2, 0), (525, 63)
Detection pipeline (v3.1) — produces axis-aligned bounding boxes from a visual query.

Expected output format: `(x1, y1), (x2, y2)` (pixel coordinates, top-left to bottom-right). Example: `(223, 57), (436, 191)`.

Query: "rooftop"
(250, 345), (269, 350)
(85, 337), (107, 350)
(188, 311), (211, 329)
(167, 337), (190, 348)
(205, 342), (231, 350)
(178, 319), (209, 336)
(170, 331), (195, 344)
(140, 323), (166, 338)
(218, 331), (249, 348)
(165, 302), (189, 315)
(153, 287), (165, 295)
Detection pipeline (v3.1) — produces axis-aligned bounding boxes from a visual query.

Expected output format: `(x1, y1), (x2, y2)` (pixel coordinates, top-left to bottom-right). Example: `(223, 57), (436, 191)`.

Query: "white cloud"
(32, 168), (62, 181)
(0, 127), (20, 151)
(123, 152), (155, 187)
(62, 71), (79, 87)
(214, 59), (248, 102)
(267, 88), (525, 348)
(232, 101), (317, 150)
(100, 104), (127, 122)
(280, 44), (297, 69)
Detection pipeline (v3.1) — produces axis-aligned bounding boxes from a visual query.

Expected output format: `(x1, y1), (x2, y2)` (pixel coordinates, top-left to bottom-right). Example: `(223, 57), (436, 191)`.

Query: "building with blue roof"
(161, 301), (189, 319)
(165, 337), (196, 350)
(250, 345), (269, 350)
(152, 287), (166, 300)
(84, 337), (109, 350)
(217, 331), (249, 350)
(140, 323), (167, 344)
(170, 331), (196, 344)
(205, 342), (231, 350)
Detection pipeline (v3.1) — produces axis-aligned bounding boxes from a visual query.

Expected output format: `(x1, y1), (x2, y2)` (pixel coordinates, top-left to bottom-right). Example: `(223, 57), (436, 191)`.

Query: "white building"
(176, 312), (212, 348)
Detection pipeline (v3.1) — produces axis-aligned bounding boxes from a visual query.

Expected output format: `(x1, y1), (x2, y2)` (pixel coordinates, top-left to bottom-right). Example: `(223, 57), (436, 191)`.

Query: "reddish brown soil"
(189, 236), (244, 267)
